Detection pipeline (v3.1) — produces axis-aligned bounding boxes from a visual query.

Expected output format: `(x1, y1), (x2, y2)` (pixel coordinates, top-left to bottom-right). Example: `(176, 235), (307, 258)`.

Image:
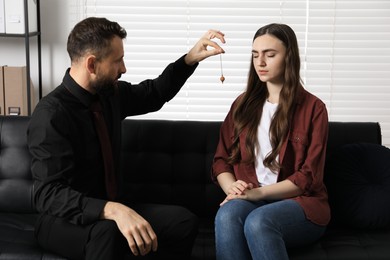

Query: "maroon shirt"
(212, 87), (330, 226)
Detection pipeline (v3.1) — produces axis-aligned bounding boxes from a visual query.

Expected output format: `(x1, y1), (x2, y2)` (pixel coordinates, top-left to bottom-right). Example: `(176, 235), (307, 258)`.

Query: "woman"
(212, 23), (330, 260)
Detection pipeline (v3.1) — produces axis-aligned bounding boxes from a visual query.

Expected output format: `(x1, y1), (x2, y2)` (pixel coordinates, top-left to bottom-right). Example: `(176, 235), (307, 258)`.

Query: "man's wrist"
(184, 53), (197, 66)
(101, 201), (117, 220)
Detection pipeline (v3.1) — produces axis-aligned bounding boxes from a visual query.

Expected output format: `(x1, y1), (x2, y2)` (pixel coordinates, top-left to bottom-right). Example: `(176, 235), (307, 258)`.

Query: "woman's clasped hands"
(220, 180), (259, 206)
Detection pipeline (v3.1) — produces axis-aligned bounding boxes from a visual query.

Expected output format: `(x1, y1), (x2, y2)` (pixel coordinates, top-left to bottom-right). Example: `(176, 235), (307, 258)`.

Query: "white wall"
(0, 0), (80, 99)
(1, 1), (389, 148)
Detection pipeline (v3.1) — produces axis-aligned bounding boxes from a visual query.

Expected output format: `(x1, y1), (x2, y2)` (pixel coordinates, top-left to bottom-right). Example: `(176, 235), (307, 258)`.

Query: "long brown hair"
(227, 23), (302, 172)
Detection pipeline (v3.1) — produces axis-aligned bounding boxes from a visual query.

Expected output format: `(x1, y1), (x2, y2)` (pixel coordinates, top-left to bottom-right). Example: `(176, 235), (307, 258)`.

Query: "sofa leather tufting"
(1, 116), (389, 260)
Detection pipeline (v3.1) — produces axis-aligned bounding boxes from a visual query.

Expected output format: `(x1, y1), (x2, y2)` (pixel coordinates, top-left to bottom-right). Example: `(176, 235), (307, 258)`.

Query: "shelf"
(0, 0), (42, 116)
(0, 32), (40, 37)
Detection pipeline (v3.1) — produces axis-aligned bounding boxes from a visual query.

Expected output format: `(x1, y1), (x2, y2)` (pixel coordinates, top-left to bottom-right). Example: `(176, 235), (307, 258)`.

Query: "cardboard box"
(0, 66), (5, 115)
(0, 0), (5, 33)
(3, 66), (35, 116)
(5, 0), (37, 34)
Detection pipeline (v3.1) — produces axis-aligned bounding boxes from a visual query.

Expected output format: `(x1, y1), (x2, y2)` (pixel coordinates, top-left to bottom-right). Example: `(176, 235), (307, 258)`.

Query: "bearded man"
(27, 17), (225, 260)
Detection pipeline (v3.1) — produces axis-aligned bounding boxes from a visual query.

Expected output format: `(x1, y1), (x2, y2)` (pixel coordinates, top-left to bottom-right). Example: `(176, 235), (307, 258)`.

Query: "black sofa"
(1, 115), (390, 260)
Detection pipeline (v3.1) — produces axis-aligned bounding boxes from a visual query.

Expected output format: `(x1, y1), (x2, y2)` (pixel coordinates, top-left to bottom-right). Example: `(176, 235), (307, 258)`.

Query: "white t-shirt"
(255, 100), (279, 186)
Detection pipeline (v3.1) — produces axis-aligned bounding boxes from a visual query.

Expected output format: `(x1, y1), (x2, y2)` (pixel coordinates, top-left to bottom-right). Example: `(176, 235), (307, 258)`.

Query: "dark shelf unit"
(0, 0), (42, 115)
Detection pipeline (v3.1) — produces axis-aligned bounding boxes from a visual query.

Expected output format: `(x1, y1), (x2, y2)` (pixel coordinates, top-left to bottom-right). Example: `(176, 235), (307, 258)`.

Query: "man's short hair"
(67, 17), (127, 62)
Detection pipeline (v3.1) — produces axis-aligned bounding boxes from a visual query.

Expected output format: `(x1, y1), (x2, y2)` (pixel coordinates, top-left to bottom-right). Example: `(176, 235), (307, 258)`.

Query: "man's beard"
(90, 74), (120, 97)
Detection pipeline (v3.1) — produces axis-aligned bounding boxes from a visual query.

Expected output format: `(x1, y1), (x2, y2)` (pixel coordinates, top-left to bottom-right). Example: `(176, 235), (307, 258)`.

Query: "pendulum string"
(220, 54), (225, 84)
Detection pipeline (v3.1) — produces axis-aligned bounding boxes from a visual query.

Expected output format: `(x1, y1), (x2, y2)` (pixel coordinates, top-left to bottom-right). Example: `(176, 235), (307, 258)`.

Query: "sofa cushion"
(325, 143), (390, 229)
(0, 116), (35, 213)
(0, 213), (66, 260)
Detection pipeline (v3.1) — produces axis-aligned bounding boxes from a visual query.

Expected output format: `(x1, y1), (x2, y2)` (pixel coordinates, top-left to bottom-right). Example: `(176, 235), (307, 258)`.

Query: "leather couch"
(1, 115), (390, 260)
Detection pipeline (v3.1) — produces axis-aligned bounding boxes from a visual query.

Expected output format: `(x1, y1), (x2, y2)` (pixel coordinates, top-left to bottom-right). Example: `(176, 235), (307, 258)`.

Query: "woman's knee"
(243, 200), (305, 237)
(215, 200), (238, 227)
(215, 199), (255, 228)
(243, 207), (277, 237)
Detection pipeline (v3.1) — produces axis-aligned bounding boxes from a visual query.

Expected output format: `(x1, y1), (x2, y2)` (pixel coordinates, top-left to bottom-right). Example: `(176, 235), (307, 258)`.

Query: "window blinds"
(82, 0), (390, 147)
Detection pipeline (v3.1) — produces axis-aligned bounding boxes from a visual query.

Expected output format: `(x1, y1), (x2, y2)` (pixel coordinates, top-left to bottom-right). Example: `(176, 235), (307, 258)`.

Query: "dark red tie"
(90, 100), (117, 200)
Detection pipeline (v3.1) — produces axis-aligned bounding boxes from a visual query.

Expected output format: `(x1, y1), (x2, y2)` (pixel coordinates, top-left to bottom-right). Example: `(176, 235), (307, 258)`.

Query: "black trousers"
(35, 203), (199, 260)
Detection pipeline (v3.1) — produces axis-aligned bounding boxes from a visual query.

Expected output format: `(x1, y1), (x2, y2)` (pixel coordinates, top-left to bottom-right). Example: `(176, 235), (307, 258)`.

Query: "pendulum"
(220, 54), (225, 84)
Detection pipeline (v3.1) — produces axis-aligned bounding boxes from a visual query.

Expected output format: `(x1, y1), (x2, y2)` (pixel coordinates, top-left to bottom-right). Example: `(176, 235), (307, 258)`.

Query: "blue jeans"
(215, 199), (325, 260)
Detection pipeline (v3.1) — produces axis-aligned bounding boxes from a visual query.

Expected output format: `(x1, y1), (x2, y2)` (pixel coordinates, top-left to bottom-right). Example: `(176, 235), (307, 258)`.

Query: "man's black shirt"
(27, 55), (197, 225)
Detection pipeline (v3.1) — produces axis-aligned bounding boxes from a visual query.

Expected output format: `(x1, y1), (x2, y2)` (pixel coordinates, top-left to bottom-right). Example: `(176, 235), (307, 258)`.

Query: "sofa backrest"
(120, 119), (225, 219)
(0, 116), (34, 213)
(326, 121), (382, 158)
(0, 116), (382, 218)
(120, 119), (382, 219)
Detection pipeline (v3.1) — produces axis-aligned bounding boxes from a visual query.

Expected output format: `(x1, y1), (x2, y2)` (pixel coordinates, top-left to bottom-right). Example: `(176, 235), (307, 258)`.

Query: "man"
(27, 17), (225, 260)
